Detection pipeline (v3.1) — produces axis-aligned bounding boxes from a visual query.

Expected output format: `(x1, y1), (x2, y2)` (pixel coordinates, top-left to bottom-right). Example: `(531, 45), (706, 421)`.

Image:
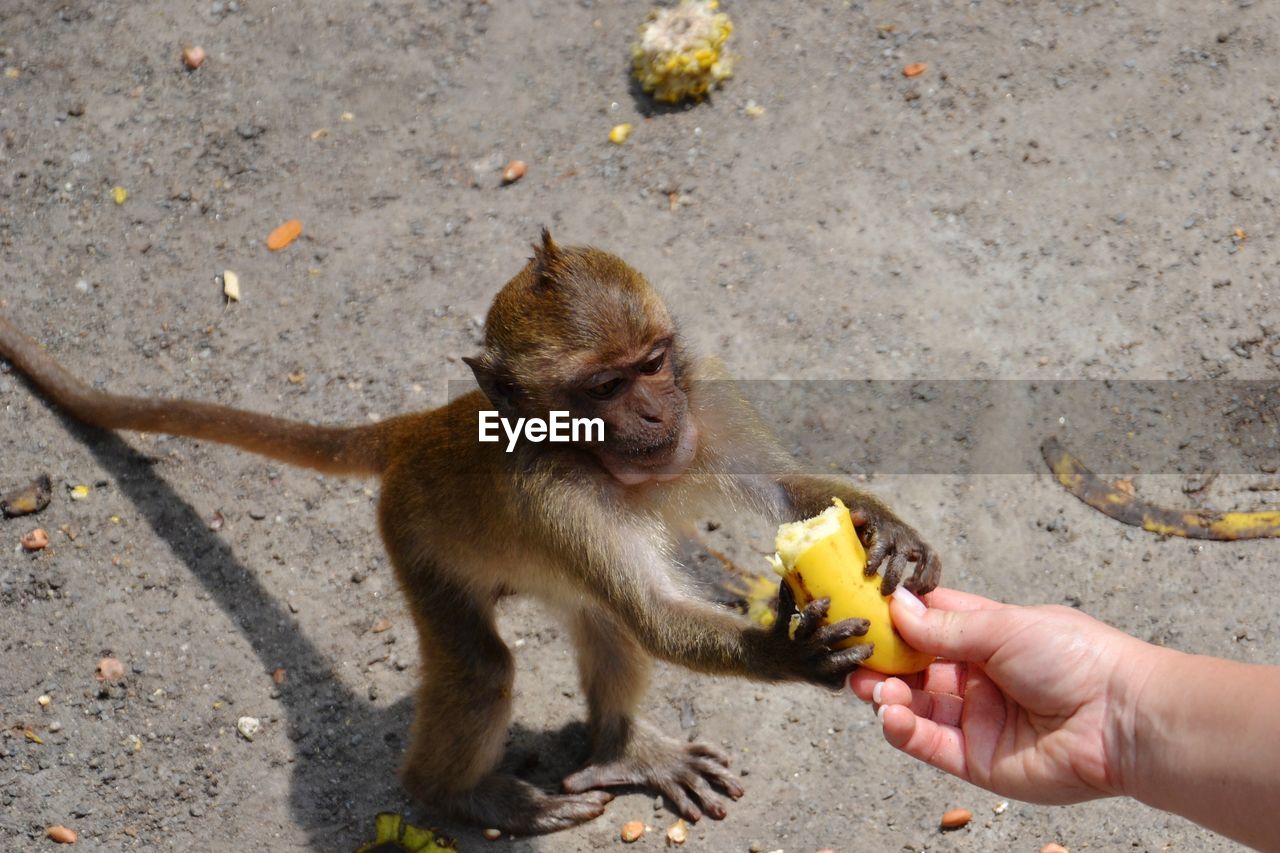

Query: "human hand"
(848, 587), (1158, 805)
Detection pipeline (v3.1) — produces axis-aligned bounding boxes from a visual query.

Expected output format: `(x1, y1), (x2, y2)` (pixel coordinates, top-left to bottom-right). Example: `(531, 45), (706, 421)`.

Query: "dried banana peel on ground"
(769, 499), (935, 675)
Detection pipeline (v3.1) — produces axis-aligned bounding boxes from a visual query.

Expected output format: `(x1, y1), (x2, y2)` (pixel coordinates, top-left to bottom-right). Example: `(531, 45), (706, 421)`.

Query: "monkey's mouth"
(602, 420), (699, 486)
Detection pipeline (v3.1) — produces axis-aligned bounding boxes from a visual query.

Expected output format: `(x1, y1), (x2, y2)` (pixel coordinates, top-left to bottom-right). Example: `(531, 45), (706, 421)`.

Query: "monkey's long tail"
(0, 315), (386, 476)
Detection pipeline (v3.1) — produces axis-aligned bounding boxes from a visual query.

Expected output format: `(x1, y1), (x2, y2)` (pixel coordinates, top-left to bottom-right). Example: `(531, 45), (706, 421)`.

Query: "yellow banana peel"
(770, 498), (935, 675)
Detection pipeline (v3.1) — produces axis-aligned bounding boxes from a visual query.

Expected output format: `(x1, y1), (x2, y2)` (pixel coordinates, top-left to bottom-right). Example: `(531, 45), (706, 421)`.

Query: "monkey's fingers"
(864, 535), (894, 580)
(689, 755), (745, 801)
(774, 578), (799, 624)
(565, 761), (711, 822)
(563, 762), (642, 794)
(456, 776), (613, 834)
(815, 617), (870, 648)
(788, 597), (831, 643)
(817, 643), (874, 687)
(905, 547), (942, 595)
(686, 740), (732, 767)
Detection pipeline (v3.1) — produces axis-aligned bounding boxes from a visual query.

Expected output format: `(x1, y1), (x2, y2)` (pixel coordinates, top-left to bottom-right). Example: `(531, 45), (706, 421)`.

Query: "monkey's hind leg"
(398, 582), (611, 834)
(561, 609), (745, 822)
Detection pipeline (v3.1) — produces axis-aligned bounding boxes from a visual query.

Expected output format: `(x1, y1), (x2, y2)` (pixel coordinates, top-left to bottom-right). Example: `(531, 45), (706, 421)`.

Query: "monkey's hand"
(854, 509), (942, 597)
(752, 582), (872, 688)
(563, 720), (744, 823)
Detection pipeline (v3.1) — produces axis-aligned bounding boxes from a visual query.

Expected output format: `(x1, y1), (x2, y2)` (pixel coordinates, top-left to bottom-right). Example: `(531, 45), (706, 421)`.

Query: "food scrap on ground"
(609, 123), (634, 144)
(182, 44), (206, 70)
(1042, 437), (1280, 539)
(46, 825), (77, 844)
(620, 820), (646, 842)
(222, 270), (241, 302)
(940, 807), (973, 829)
(95, 657), (125, 682)
(903, 62), (928, 77)
(354, 812), (457, 852)
(266, 219), (303, 251)
(20, 527), (49, 551)
(501, 160), (527, 184)
(2, 474), (52, 517)
(632, 0), (734, 103)
(236, 716), (261, 740)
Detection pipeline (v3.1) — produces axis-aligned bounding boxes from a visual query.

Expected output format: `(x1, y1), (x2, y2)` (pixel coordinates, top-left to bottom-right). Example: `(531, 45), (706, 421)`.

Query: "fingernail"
(872, 682), (883, 704)
(876, 704), (888, 723)
(892, 585), (927, 615)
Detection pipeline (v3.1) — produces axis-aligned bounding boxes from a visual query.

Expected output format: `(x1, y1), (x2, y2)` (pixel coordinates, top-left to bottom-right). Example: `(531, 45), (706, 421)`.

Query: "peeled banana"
(769, 498), (935, 676)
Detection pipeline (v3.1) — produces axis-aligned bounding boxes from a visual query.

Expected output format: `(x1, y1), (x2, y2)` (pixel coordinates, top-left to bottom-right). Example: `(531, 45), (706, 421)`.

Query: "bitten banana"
(769, 498), (935, 675)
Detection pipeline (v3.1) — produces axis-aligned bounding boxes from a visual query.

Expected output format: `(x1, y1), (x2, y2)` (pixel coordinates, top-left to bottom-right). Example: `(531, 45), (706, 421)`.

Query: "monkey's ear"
(535, 227), (557, 258)
(530, 228), (563, 288)
(464, 355), (520, 415)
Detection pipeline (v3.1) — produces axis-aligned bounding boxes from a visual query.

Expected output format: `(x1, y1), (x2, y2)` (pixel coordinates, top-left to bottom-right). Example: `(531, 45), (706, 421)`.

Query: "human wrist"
(1103, 635), (1182, 802)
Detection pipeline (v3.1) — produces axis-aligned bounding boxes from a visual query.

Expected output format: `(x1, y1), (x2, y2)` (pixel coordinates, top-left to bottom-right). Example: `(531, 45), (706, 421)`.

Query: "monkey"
(0, 230), (941, 834)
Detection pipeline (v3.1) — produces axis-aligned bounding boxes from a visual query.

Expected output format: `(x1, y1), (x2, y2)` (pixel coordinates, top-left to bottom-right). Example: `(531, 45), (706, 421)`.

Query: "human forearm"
(1120, 648), (1280, 850)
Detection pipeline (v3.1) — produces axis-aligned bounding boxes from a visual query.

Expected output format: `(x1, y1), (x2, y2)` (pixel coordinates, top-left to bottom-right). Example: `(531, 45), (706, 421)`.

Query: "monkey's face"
(569, 337), (699, 486)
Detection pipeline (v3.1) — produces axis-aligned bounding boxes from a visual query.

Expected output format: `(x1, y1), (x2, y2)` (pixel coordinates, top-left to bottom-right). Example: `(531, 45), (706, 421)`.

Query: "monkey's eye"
(638, 352), (665, 375)
(586, 376), (626, 399)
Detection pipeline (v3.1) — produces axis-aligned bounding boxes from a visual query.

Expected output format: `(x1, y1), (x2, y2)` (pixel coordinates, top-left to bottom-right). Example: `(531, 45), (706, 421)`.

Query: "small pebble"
(371, 618), (393, 634)
(236, 716), (261, 741)
(48, 721), (63, 732)
(620, 820), (645, 842)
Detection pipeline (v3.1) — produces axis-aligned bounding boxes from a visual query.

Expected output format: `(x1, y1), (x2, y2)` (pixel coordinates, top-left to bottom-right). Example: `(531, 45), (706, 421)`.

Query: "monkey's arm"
(774, 474), (942, 595)
(0, 314), (386, 476)
(557, 525), (869, 688)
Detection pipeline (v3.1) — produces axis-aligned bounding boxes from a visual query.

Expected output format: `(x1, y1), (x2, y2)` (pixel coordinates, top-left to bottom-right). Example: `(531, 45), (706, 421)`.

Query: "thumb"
(889, 588), (1015, 664)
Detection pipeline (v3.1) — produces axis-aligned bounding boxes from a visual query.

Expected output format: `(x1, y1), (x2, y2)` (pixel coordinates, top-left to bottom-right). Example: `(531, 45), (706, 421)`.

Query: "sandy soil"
(2, 1), (1277, 850)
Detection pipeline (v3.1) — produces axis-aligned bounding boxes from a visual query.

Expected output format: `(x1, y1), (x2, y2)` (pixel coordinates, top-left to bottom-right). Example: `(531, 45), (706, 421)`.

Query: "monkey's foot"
(409, 770), (613, 834)
(562, 724), (744, 822)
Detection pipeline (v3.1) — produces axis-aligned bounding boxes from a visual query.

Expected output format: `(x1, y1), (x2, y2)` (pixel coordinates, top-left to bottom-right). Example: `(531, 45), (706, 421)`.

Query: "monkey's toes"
(562, 740), (744, 822)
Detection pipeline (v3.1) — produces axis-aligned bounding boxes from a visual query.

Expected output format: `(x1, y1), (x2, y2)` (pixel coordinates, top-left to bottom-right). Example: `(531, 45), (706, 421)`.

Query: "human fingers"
(872, 677), (963, 728)
(889, 588), (1026, 664)
(878, 704), (969, 781)
(917, 586), (1009, 613)
(846, 668), (888, 702)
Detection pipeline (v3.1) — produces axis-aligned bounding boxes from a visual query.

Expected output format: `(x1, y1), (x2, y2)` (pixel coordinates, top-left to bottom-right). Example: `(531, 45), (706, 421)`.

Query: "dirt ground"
(2, 1), (1278, 850)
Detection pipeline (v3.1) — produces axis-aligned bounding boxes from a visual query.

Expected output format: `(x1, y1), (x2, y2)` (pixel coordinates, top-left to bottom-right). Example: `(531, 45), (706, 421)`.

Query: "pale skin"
(849, 586), (1280, 851)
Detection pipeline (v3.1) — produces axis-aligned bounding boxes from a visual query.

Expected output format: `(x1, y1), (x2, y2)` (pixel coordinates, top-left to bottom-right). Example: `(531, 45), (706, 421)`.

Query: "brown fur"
(0, 233), (940, 833)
